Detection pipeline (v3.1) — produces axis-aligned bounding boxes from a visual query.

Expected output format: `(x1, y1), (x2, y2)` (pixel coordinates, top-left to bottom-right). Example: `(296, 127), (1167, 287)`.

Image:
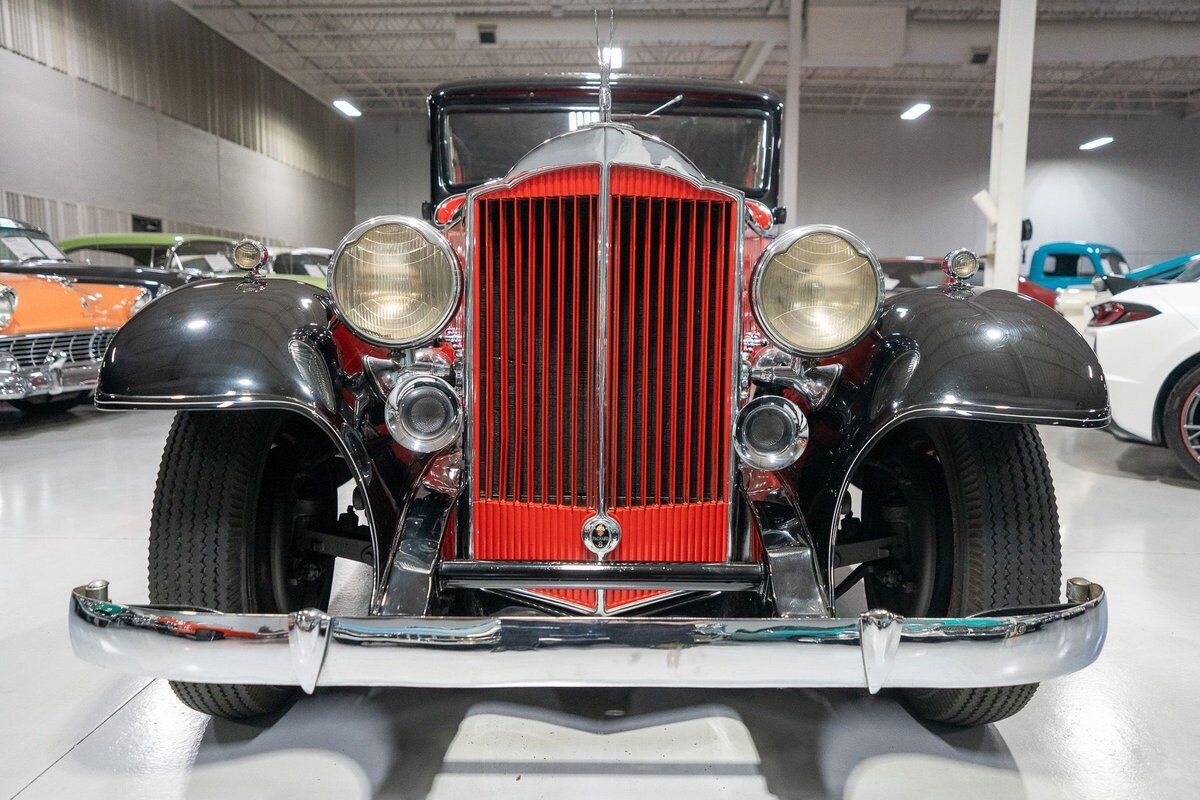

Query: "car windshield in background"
(0, 227), (68, 262)
(879, 260), (945, 290)
(443, 110), (770, 194)
(276, 253), (329, 277)
(169, 240), (236, 273)
(1102, 252), (1130, 275)
(1171, 258), (1200, 284)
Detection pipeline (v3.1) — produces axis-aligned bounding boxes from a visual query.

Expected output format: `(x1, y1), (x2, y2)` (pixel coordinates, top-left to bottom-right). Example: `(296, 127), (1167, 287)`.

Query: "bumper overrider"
(70, 578), (1106, 693)
(0, 351), (100, 400)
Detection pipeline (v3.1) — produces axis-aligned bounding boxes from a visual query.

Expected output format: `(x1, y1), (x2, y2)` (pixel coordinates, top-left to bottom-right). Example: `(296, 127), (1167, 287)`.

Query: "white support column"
(782, 0), (804, 223)
(985, 0), (1038, 289)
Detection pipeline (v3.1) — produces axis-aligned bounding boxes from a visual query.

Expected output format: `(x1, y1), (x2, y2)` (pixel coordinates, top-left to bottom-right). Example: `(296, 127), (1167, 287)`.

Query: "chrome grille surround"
(461, 124), (746, 615)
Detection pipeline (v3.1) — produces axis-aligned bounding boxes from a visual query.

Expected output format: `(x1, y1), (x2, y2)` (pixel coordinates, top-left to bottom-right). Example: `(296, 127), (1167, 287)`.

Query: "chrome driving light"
(943, 248), (979, 281)
(734, 395), (809, 470)
(0, 284), (15, 330)
(751, 225), (883, 357)
(329, 216), (460, 348)
(233, 238), (267, 271)
(384, 373), (462, 453)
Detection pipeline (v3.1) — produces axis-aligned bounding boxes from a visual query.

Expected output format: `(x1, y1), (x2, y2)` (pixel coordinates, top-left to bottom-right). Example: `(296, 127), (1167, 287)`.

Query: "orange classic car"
(0, 271), (149, 411)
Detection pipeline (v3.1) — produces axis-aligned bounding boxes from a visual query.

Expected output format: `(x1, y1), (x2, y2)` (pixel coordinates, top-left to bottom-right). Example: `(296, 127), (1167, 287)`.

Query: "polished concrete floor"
(1, 403), (1196, 799)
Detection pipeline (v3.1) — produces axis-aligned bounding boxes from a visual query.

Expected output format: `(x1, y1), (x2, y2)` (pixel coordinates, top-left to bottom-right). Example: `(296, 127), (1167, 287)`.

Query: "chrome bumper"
(0, 352), (99, 400)
(69, 579), (1106, 694)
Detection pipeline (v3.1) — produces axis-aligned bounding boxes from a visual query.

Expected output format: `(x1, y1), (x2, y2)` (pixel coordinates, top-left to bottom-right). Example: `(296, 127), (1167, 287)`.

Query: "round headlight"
(329, 216), (460, 348)
(751, 226), (883, 357)
(0, 284), (16, 330)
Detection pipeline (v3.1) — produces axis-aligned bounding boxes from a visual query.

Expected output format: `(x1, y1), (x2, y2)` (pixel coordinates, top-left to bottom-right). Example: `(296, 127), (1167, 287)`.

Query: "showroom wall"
(0, 0), (355, 246)
(356, 109), (1200, 268)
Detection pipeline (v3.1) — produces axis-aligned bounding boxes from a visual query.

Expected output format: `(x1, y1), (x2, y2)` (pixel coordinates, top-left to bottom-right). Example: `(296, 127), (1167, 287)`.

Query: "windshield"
(0, 226), (68, 263)
(1171, 257), (1200, 284)
(443, 109), (770, 194)
(879, 260), (944, 290)
(1102, 251), (1130, 275)
(167, 240), (236, 273)
(274, 252), (329, 277)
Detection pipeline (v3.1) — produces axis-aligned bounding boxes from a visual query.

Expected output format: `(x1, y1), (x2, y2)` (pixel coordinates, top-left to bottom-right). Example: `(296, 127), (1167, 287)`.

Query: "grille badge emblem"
(582, 514), (621, 557)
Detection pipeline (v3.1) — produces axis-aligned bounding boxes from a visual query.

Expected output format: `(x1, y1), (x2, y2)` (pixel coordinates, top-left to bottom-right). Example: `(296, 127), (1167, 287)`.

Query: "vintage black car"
(71, 75), (1108, 727)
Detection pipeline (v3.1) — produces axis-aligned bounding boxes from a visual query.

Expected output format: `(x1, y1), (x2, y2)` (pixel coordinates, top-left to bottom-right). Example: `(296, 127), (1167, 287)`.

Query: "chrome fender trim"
(69, 579), (1105, 695)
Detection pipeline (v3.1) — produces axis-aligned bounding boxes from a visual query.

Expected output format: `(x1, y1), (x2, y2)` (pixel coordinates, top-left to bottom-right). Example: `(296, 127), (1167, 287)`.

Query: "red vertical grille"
(470, 164), (739, 613)
(473, 166), (600, 566)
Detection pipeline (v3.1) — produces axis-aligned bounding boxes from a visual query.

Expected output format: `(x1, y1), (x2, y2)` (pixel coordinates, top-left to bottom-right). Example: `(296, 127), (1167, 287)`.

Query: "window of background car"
(0, 227), (68, 262)
(69, 248), (138, 267)
(1102, 252), (1130, 275)
(275, 253), (328, 277)
(169, 241), (236, 273)
(1044, 253), (1094, 277)
(442, 109), (770, 194)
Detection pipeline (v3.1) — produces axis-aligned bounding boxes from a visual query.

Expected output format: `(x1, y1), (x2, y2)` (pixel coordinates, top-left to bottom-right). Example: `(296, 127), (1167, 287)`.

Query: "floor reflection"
(168, 685), (1026, 800)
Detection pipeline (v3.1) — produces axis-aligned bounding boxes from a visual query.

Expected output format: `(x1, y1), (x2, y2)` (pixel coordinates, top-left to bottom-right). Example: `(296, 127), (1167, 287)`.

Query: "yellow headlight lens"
(330, 218), (459, 347)
(753, 227), (882, 356)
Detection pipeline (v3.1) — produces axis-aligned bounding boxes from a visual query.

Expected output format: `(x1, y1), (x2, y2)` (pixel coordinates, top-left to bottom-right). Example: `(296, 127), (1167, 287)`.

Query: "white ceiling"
(177, 1), (1200, 117)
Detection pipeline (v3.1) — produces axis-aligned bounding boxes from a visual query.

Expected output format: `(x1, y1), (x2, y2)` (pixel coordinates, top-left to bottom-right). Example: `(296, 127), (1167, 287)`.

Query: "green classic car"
(58, 233), (324, 287)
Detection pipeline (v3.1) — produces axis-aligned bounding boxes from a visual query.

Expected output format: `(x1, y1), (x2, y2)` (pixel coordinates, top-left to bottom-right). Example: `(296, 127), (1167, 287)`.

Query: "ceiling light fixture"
(1079, 136), (1114, 151)
(900, 102), (931, 120)
(333, 99), (362, 118)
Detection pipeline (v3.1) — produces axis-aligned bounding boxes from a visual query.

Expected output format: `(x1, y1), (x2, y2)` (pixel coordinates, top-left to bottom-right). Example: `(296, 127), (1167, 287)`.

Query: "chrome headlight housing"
(130, 288), (153, 315)
(751, 225), (883, 357)
(0, 284), (16, 330)
(329, 216), (460, 347)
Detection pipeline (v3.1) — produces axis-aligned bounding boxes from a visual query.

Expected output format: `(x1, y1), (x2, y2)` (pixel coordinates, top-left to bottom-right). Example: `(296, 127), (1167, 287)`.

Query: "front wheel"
(852, 420), (1061, 726)
(1162, 364), (1200, 481)
(149, 410), (343, 719)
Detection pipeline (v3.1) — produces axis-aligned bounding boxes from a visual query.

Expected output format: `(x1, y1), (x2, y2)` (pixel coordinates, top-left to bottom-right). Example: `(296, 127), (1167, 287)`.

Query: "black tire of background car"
(9, 390), (90, 413)
(1162, 364), (1200, 481)
(857, 419), (1061, 727)
(149, 410), (339, 719)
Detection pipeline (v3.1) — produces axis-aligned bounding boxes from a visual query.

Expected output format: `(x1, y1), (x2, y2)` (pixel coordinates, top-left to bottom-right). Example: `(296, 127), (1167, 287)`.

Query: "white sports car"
(1086, 276), (1200, 479)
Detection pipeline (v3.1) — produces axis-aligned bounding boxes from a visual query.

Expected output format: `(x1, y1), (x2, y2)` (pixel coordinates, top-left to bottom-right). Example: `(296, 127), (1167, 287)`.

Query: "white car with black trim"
(1086, 281), (1200, 479)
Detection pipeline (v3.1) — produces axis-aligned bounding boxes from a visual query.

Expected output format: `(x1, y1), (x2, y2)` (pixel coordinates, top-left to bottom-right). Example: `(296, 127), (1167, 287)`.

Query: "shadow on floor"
(1047, 426), (1199, 491)
(182, 686), (1024, 800)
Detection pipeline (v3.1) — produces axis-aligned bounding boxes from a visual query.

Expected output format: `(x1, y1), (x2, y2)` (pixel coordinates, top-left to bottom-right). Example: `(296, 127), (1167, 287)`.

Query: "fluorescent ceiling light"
(602, 46), (622, 70)
(1079, 136), (1114, 151)
(333, 99), (362, 118)
(900, 102), (931, 120)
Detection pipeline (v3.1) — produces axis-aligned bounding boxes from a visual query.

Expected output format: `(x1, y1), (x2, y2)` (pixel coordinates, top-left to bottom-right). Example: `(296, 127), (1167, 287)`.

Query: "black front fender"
(795, 286), (1109, 588)
(98, 278), (339, 414)
(97, 278), (401, 603)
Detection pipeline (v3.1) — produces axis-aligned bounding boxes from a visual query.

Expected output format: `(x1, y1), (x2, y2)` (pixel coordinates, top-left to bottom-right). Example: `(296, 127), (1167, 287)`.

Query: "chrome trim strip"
(69, 579), (1107, 693)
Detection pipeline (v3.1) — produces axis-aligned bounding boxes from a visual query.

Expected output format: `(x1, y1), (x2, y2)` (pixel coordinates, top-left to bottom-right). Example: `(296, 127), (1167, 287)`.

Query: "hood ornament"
(595, 9), (614, 123)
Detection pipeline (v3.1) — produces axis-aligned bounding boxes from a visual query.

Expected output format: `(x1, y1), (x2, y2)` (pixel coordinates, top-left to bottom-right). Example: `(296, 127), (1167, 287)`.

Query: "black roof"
(430, 74), (781, 110)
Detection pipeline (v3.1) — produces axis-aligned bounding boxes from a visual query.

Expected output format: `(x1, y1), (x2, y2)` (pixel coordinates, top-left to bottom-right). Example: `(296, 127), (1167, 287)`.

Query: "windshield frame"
(429, 80), (783, 208)
(439, 103), (774, 200)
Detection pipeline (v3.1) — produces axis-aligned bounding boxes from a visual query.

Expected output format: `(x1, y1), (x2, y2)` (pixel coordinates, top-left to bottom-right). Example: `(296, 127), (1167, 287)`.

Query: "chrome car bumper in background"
(0, 330), (116, 400)
(0, 353), (101, 400)
(70, 579), (1106, 694)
